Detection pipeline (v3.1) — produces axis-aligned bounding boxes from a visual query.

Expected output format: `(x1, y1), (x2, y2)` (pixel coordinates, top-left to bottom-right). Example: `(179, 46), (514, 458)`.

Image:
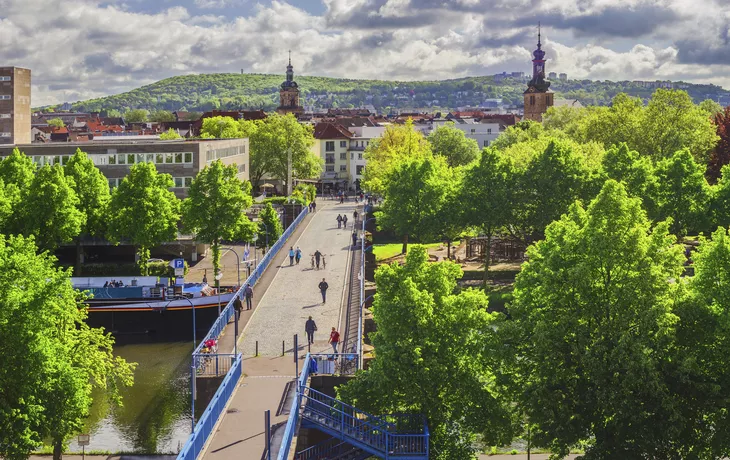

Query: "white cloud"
(0, 0), (726, 106)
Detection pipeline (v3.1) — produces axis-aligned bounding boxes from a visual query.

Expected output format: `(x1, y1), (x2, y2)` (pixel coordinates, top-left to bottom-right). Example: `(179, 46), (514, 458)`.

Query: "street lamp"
(220, 247), (242, 288)
(215, 271), (223, 316)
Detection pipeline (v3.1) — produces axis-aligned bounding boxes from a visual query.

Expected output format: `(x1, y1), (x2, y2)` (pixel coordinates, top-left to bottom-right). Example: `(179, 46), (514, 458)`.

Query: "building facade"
(276, 54), (304, 116)
(312, 122), (352, 192)
(523, 29), (554, 122)
(0, 67), (31, 145)
(0, 138), (249, 198)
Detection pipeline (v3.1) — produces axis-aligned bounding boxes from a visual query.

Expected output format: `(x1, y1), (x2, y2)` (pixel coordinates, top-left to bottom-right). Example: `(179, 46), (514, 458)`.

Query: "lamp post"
(215, 271), (223, 315)
(220, 246), (242, 288)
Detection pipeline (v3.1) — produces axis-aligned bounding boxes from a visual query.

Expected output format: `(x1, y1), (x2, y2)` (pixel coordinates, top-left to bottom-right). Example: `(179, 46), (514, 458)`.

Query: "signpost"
(77, 434), (90, 460)
(172, 258), (185, 277)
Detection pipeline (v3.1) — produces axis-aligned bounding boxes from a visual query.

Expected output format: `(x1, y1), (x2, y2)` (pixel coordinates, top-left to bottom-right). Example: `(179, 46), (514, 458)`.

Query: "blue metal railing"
(294, 437), (363, 460)
(193, 353), (237, 377)
(358, 210), (365, 368)
(192, 206), (309, 358)
(177, 354), (242, 460)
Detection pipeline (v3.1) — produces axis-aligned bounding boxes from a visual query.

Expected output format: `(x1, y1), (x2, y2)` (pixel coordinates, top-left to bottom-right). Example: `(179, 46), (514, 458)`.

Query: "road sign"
(77, 434), (90, 446)
(172, 258), (185, 276)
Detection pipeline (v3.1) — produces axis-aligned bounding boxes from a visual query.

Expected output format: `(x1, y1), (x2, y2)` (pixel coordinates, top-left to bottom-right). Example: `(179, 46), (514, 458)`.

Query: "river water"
(67, 338), (195, 454)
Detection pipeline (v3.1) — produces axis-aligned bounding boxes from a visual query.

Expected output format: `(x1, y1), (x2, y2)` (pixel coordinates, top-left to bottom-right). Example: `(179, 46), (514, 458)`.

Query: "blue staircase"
(294, 436), (370, 460)
(299, 387), (429, 460)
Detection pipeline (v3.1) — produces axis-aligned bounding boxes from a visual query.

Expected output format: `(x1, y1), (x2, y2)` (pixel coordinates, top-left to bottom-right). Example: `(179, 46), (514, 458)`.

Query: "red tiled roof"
(313, 122), (353, 140)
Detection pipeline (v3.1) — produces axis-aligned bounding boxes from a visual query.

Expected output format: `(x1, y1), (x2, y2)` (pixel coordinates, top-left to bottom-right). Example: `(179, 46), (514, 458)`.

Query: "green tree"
(652, 149), (711, 237)
(461, 148), (513, 285)
(256, 203), (282, 249)
(338, 247), (513, 459)
(0, 148), (35, 234)
(123, 109), (149, 123)
(240, 113), (320, 189)
(711, 165), (730, 228)
(506, 180), (685, 459)
(64, 149), (111, 275)
(103, 108), (122, 118)
(200, 116), (244, 139)
(159, 128), (182, 140)
(601, 142), (657, 215)
(362, 119), (431, 195)
(376, 156), (452, 253)
(107, 163), (181, 275)
(22, 165), (85, 251)
(148, 109), (175, 123)
(427, 122), (480, 167)
(0, 235), (134, 460)
(699, 99), (724, 117)
(47, 117), (65, 128)
(490, 120), (545, 151)
(183, 160), (254, 283)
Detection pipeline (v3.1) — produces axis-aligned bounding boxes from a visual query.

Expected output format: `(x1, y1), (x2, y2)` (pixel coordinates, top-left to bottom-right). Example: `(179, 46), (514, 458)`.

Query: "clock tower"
(277, 52), (304, 116)
(523, 25), (554, 122)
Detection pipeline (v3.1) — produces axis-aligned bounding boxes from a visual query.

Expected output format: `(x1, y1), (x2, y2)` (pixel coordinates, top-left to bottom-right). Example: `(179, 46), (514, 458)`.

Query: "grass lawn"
(372, 242), (443, 262)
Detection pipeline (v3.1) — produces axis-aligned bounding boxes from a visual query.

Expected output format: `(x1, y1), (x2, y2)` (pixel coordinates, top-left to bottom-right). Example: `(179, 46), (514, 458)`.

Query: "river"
(67, 337), (195, 454)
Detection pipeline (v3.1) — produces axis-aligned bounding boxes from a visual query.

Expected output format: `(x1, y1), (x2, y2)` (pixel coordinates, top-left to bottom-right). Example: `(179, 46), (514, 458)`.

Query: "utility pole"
(287, 148), (293, 196)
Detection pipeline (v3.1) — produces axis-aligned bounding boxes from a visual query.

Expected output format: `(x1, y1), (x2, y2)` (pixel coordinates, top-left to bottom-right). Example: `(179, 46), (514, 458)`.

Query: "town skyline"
(1, 0), (727, 106)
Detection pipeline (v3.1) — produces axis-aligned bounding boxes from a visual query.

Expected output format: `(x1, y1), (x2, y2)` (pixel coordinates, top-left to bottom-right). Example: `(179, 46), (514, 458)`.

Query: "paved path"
(238, 200), (359, 357)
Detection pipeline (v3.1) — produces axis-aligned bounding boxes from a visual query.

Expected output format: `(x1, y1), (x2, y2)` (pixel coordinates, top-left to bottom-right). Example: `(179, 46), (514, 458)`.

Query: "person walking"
(353, 210), (358, 222)
(244, 283), (253, 310)
(328, 327), (340, 353)
(336, 214), (343, 229)
(314, 249), (322, 269)
(295, 246), (302, 265)
(305, 316), (318, 345)
(233, 293), (243, 321)
(343, 215), (348, 228)
(312, 201), (317, 212)
(318, 278), (329, 304)
(352, 231), (358, 248)
(288, 246), (295, 266)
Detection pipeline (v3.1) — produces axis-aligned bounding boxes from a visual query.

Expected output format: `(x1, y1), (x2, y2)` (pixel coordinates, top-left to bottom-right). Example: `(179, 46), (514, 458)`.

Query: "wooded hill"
(52, 73), (728, 114)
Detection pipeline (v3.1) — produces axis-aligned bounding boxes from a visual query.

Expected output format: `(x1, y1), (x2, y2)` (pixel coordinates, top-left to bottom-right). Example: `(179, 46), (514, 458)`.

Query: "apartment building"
(0, 67), (31, 145)
(312, 122), (353, 192)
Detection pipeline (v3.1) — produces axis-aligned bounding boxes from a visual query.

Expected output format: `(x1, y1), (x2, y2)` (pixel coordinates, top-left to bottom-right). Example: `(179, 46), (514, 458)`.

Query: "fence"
(177, 354), (243, 460)
(193, 353), (237, 377)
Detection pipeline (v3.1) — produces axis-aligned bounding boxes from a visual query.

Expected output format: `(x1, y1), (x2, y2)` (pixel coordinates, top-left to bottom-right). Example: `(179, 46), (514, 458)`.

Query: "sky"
(0, 0), (728, 106)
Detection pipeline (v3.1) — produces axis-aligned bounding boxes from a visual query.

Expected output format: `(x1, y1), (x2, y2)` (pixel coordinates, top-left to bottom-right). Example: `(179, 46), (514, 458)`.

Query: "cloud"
(0, 0), (728, 107)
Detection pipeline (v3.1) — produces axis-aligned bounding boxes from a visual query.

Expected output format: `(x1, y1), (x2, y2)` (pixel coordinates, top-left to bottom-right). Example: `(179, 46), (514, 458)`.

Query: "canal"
(67, 337), (195, 454)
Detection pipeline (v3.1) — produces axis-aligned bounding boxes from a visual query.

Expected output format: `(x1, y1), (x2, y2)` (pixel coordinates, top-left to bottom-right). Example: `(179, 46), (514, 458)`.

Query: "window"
(174, 177), (184, 188)
(530, 95), (535, 105)
(184, 177), (193, 188)
(470, 128), (476, 134)
(483, 140), (489, 147)
(325, 154), (335, 164)
(165, 153), (174, 164)
(0, 76), (11, 82)
(340, 165), (347, 172)
(358, 153), (363, 160)
(351, 152), (354, 159)
(0, 132), (10, 137)
(487, 128), (492, 134)
(156, 153), (164, 164)
(0, 95), (10, 100)
(340, 141), (347, 148)
(339, 152), (346, 160)
(146, 153), (155, 163)
(126, 154), (135, 165)
(184, 152), (193, 163)
(108, 154), (117, 165)
(356, 165), (364, 175)
(108, 178), (120, 188)
(61, 156), (70, 166)
(136, 153), (145, 164)
(0, 114), (10, 119)
(175, 153), (183, 163)
(326, 165), (335, 172)
(325, 141), (335, 151)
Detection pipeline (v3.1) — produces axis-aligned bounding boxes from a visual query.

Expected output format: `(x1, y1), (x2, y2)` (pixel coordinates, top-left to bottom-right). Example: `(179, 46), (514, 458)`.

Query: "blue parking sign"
(173, 259), (185, 269)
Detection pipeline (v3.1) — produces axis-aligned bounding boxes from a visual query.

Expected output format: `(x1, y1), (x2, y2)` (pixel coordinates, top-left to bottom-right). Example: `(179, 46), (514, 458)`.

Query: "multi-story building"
(312, 122), (352, 192)
(348, 125), (385, 190)
(0, 67), (31, 145)
(0, 138), (249, 198)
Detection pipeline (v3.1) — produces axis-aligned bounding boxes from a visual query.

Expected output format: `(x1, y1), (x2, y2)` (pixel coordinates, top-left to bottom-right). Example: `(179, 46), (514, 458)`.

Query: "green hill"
(55, 73), (728, 114)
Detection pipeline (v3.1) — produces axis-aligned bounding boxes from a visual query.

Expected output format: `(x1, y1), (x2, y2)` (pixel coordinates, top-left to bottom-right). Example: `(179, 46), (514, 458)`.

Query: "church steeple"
(286, 50), (294, 83)
(277, 51), (303, 116)
(523, 24), (554, 122)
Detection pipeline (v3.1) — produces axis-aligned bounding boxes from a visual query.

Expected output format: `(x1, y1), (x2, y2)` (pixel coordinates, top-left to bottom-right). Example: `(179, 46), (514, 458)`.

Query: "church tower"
(523, 26), (554, 122)
(277, 52), (304, 116)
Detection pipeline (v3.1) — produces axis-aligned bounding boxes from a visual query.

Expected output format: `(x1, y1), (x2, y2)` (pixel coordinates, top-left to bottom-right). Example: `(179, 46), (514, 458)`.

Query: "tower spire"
(537, 22), (541, 48)
(288, 50), (291, 66)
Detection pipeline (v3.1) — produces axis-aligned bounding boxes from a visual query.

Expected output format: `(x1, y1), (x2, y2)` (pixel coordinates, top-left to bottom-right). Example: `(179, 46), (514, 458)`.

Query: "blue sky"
(0, 0), (727, 106)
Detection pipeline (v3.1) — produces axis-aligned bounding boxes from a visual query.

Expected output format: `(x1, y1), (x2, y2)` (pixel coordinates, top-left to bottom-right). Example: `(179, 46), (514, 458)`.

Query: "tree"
(707, 106), (730, 183)
(601, 142), (657, 216)
(64, 149), (111, 275)
(103, 108), (122, 118)
(47, 117), (65, 128)
(159, 128), (182, 140)
(107, 163), (181, 275)
(183, 160), (254, 284)
(512, 139), (593, 243)
(506, 180), (686, 459)
(361, 119), (431, 195)
(376, 156), (452, 254)
(338, 247), (513, 459)
(256, 203), (282, 249)
(239, 113), (320, 190)
(490, 120), (545, 151)
(0, 148), (35, 234)
(711, 164), (730, 228)
(0, 235), (134, 460)
(461, 148), (512, 285)
(123, 109), (149, 123)
(200, 116), (244, 139)
(427, 122), (480, 167)
(148, 109), (175, 123)
(21, 165), (85, 251)
(699, 99), (724, 118)
(652, 149), (711, 237)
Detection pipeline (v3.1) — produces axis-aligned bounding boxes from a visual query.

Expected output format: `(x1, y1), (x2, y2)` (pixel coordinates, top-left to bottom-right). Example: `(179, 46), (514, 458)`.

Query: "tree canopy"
(256, 202), (282, 248)
(427, 122), (480, 167)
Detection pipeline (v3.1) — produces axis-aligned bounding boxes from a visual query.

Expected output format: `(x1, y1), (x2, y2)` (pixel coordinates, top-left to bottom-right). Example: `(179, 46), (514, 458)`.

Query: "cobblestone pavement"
(238, 199), (360, 356)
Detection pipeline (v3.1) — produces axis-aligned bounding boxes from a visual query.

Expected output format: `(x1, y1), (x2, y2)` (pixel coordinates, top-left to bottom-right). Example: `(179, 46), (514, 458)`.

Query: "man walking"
(289, 246), (295, 266)
(336, 214), (343, 229)
(328, 327), (340, 353)
(295, 246), (302, 264)
(305, 316), (317, 345)
(352, 231), (358, 248)
(314, 249), (322, 269)
(244, 283), (253, 310)
(233, 292), (243, 321)
(318, 278), (329, 304)
(343, 215), (348, 228)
